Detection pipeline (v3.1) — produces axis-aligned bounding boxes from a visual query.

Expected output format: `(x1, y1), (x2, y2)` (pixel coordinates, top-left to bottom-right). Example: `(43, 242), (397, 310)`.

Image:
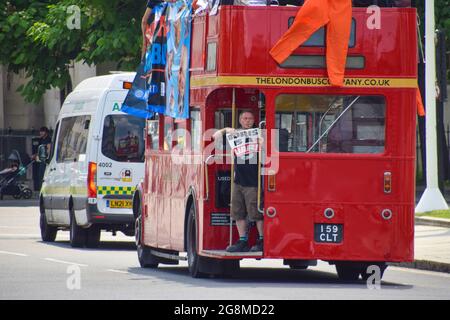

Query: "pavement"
(409, 185), (450, 273)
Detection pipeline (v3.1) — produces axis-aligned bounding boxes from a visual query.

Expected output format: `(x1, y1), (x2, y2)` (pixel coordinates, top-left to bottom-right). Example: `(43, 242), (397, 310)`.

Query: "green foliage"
(417, 210), (450, 219)
(0, 0), (144, 103)
(1, 1), (449, 103)
(417, 0), (450, 51)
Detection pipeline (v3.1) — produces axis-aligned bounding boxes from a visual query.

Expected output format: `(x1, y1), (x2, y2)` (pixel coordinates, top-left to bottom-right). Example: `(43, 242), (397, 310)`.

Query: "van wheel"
(70, 208), (86, 248)
(135, 203), (158, 268)
(40, 204), (57, 242)
(86, 226), (101, 248)
(186, 205), (205, 278)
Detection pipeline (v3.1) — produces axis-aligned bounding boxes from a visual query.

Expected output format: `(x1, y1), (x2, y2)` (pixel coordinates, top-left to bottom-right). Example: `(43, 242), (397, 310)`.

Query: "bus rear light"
(381, 209), (393, 220)
(384, 172), (392, 194)
(88, 162), (97, 198)
(266, 207), (277, 218)
(268, 171), (276, 192)
(324, 208), (335, 219)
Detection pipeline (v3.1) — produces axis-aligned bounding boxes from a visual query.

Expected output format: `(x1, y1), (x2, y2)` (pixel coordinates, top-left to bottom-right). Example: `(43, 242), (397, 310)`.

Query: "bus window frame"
(287, 18), (357, 49)
(173, 118), (188, 151)
(189, 108), (202, 153)
(271, 91), (389, 156)
(162, 115), (174, 152)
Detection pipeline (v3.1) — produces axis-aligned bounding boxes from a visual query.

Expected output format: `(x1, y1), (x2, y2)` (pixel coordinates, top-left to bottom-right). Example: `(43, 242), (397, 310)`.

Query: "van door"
(41, 121), (60, 223)
(96, 90), (145, 216)
(52, 117), (78, 226)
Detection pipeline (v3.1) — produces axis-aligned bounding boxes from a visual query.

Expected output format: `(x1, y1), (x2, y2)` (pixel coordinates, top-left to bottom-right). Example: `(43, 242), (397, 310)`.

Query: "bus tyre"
(289, 265), (308, 270)
(335, 263), (361, 281)
(86, 226), (101, 248)
(70, 209), (86, 248)
(186, 205), (205, 278)
(135, 204), (158, 268)
(40, 204), (57, 242)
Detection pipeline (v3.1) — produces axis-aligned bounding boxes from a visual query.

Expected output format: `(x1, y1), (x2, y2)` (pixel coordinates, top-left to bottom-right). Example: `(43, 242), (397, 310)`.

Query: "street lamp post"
(415, 0), (448, 213)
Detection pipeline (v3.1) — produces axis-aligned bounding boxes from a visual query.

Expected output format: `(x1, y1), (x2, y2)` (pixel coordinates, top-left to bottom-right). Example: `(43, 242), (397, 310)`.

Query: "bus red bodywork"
(135, 5), (417, 280)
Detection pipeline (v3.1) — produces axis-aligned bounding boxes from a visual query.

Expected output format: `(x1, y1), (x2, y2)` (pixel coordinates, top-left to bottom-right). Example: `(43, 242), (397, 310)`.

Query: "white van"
(39, 73), (145, 248)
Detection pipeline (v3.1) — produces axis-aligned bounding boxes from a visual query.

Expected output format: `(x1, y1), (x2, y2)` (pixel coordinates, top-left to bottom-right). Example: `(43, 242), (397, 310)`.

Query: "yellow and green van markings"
(40, 185), (86, 196)
(97, 186), (136, 195)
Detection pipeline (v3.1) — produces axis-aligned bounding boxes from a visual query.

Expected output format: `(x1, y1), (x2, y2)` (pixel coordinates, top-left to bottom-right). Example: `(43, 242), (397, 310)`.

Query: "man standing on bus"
(213, 111), (263, 253)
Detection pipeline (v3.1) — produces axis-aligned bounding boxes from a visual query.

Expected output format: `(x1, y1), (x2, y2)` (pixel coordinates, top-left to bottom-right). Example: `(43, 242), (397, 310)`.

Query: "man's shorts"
(230, 183), (263, 222)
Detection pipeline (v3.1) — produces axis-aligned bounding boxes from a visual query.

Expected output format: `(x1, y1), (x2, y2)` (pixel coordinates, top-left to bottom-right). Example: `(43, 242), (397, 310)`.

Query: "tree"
(0, 1), (449, 103)
(0, 0), (144, 103)
(417, 0), (450, 63)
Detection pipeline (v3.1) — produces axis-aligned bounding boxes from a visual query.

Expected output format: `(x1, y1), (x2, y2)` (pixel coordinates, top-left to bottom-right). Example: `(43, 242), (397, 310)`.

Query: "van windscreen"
(101, 115), (145, 162)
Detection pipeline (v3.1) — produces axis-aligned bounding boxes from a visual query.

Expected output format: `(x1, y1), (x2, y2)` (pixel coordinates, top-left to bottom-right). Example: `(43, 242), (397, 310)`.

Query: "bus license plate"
(314, 224), (343, 243)
(107, 200), (132, 209)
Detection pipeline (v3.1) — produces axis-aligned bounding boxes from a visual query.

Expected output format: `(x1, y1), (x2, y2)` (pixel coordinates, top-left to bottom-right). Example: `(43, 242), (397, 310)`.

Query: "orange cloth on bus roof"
(416, 88), (425, 117)
(269, 0), (352, 87)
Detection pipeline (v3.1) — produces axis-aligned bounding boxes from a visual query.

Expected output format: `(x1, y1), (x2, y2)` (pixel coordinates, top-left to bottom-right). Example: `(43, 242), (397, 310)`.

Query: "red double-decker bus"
(133, 2), (417, 280)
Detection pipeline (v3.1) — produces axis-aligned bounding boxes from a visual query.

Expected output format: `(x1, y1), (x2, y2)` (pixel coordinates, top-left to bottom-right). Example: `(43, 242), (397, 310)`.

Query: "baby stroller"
(0, 150), (33, 200)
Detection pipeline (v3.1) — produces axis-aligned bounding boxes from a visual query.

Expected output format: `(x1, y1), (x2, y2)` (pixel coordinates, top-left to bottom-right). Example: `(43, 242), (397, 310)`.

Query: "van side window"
(56, 116), (91, 163)
(146, 115), (160, 151)
(48, 121), (60, 161)
(57, 117), (76, 162)
(173, 120), (187, 150)
(72, 116), (90, 156)
(190, 109), (201, 153)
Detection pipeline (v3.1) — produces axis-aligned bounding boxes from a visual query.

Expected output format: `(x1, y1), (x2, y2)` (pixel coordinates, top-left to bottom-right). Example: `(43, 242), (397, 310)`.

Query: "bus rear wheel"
(135, 203), (158, 268)
(335, 263), (361, 281)
(86, 226), (101, 248)
(186, 205), (205, 278)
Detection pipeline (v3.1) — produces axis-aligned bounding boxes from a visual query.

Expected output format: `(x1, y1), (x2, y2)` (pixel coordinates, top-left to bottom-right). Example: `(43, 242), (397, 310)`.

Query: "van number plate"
(314, 224), (343, 243)
(107, 200), (132, 209)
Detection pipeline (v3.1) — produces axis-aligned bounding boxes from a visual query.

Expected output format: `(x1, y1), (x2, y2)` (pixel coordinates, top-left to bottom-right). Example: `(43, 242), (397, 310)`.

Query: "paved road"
(1, 200), (450, 300)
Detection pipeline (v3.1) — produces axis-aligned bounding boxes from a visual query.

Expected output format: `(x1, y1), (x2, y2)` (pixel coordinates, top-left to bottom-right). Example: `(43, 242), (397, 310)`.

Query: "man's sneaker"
(250, 239), (263, 252)
(226, 240), (250, 253)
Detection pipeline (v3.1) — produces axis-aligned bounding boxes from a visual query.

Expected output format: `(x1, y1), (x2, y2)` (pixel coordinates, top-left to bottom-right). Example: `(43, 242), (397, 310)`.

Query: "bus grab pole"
(229, 88), (236, 247)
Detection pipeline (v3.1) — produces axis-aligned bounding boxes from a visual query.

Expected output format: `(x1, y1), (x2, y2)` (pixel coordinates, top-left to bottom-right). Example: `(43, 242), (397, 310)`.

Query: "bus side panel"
(171, 155), (187, 251)
(143, 154), (158, 248)
(157, 154), (172, 249)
